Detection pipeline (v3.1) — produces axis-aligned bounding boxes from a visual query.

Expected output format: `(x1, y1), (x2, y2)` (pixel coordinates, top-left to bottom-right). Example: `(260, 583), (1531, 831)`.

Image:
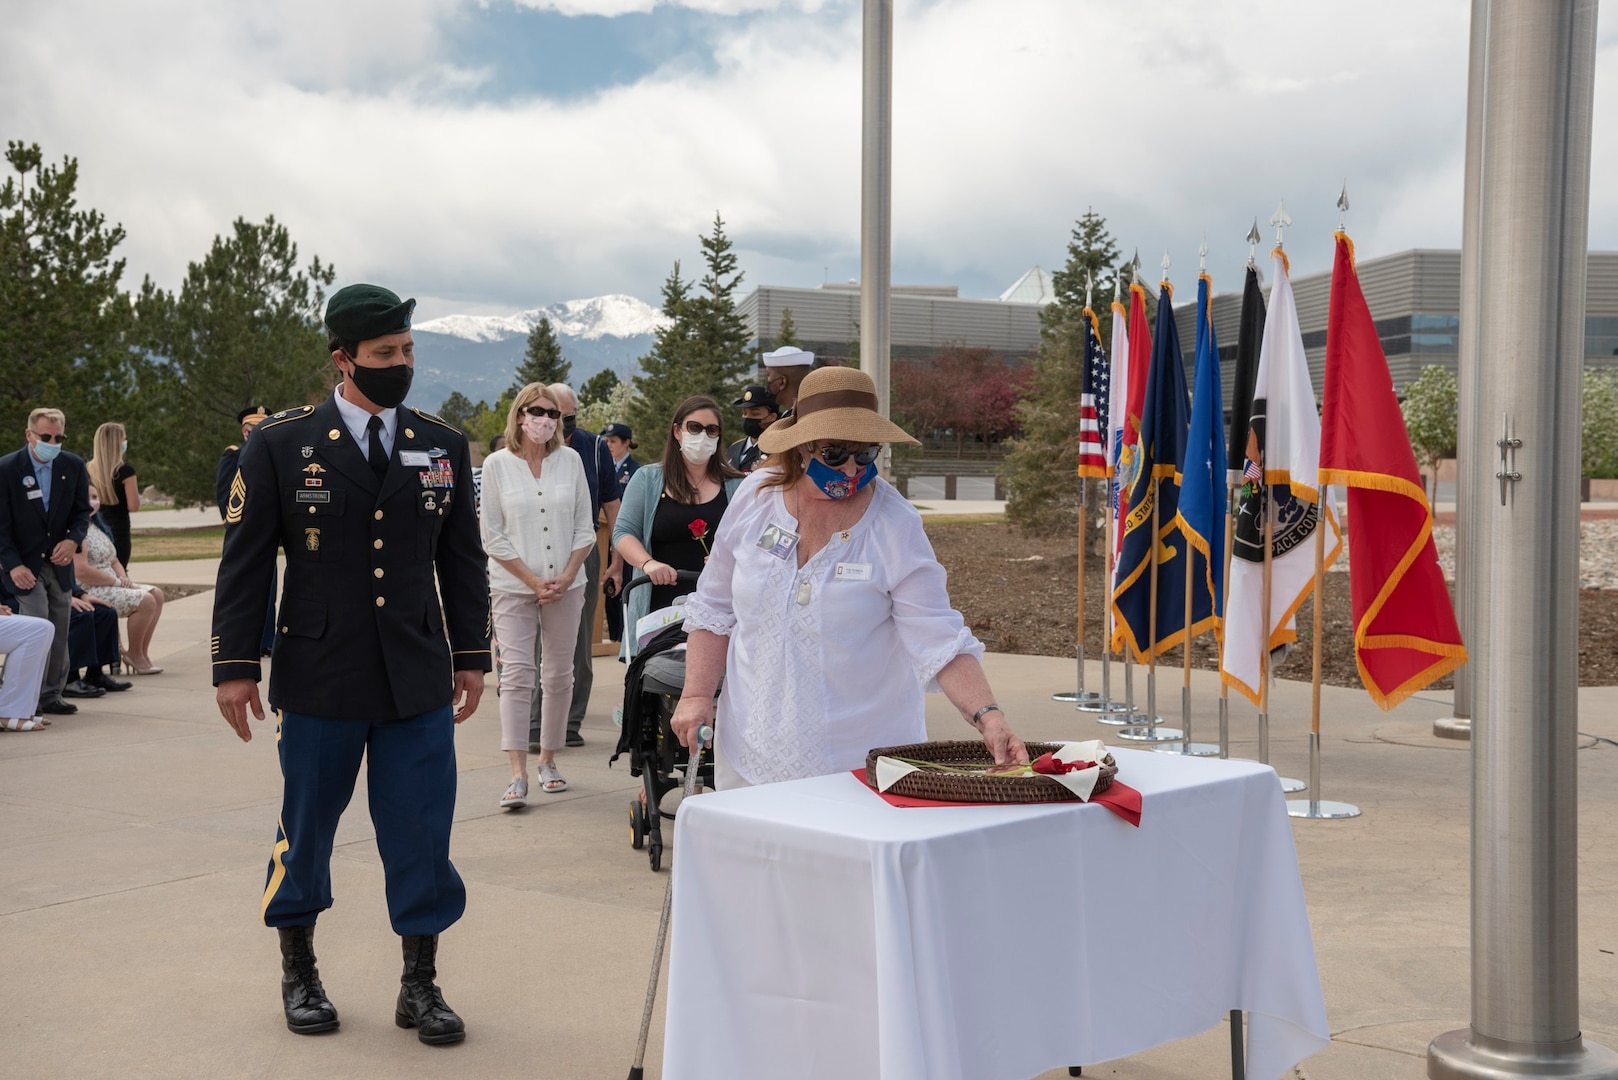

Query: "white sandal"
(538, 761), (569, 794)
(499, 777), (528, 809)
(1, 716), (46, 732)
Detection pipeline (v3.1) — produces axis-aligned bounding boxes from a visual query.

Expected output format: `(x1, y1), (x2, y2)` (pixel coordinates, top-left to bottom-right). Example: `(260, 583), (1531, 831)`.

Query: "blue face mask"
(121, 440), (128, 454)
(806, 455), (877, 500)
(32, 439), (62, 463)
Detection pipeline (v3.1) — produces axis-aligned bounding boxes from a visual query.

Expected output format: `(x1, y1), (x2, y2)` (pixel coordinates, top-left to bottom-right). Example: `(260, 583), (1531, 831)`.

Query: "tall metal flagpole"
(1120, 253), (1180, 744)
(1428, 0), (1615, 1076)
(861, 0), (892, 433)
(1057, 270), (1111, 710)
(1260, 203), (1306, 794)
(1094, 267), (1140, 726)
(1219, 221), (1262, 760)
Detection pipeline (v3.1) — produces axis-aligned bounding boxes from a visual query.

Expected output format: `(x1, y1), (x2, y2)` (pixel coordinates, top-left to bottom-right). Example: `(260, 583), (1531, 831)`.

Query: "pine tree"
(0, 141), (135, 446)
(513, 316), (571, 393)
(628, 214), (755, 437)
(134, 215), (335, 506)
(1004, 210), (1121, 534)
(437, 391), (476, 431)
(776, 307), (799, 349)
(580, 367), (620, 407)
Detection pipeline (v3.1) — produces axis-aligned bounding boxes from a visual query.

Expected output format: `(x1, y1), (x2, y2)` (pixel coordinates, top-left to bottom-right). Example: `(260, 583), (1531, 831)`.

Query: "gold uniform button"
(374, 510), (384, 520)
(375, 596), (386, 607)
(328, 429), (341, 440)
(373, 568), (384, 579)
(308, 506), (317, 515)
(373, 539), (384, 549)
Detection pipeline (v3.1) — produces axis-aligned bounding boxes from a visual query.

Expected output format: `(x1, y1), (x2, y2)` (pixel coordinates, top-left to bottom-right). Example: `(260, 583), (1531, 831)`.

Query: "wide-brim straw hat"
(757, 367), (920, 454)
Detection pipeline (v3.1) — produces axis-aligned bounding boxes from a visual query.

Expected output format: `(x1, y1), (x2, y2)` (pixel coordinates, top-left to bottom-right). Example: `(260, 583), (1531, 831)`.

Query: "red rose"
(1030, 752), (1095, 776)
(689, 518), (710, 554)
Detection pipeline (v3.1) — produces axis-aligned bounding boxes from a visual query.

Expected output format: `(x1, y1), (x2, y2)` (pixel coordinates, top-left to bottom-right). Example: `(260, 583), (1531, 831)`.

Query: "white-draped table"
(662, 747), (1328, 1080)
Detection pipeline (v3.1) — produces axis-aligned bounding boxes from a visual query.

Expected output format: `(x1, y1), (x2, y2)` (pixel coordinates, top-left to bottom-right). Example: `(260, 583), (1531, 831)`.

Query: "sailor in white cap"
(760, 345), (815, 417)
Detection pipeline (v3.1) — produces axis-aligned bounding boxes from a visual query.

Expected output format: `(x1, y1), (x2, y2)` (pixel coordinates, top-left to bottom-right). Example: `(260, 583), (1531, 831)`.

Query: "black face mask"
(345, 361), (413, 410)
(742, 417), (766, 440)
(561, 415), (577, 439)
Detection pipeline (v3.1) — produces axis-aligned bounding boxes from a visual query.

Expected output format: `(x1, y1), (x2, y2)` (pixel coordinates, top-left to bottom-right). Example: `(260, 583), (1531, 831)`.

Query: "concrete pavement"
(3, 565), (1618, 1079)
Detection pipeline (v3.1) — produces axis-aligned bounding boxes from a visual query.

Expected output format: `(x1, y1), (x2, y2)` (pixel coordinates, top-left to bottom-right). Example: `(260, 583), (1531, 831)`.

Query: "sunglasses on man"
(812, 443), (881, 468)
(522, 406), (562, 419)
(682, 420), (722, 438)
(31, 431), (67, 444)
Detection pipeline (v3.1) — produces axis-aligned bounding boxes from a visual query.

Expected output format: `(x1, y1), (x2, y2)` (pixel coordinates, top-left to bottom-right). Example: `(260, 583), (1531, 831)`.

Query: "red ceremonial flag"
(1319, 232), (1467, 709)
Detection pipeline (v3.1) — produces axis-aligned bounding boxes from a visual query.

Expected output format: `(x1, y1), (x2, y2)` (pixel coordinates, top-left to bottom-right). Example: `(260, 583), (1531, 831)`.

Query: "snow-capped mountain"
(410, 294), (668, 414)
(415, 294), (670, 343)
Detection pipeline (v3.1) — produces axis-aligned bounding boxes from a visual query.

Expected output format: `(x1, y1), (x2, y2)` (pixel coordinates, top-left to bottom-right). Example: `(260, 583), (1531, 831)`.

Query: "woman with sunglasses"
(665, 367), (1028, 788)
(612, 395), (743, 658)
(479, 383), (597, 806)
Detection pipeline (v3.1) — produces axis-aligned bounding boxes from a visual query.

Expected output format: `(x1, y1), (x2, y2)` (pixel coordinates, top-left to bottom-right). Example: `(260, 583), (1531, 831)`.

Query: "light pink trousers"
(490, 586), (586, 752)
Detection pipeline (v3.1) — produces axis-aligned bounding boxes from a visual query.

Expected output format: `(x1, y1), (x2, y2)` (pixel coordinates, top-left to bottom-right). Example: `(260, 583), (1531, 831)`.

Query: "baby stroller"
(610, 572), (714, 872)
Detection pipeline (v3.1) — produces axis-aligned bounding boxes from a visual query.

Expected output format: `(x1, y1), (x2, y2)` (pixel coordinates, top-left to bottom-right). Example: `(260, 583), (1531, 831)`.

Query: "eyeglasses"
(812, 443), (881, 468)
(683, 420), (722, 438)
(31, 431), (66, 444)
(522, 406), (561, 419)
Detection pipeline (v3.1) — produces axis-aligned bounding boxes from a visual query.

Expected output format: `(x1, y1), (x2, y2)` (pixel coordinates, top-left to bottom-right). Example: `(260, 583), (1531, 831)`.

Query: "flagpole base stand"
(1286, 798), (1359, 819)
(1151, 741), (1221, 757)
(1428, 1028), (1618, 1080)
(1053, 691), (1105, 705)
(1117, 725), (1182, 743)
(1433, 716), (1472, 740)
(1091, 707), (1141, 725)
(1077, 698), (1128, 714)
(1278, 775), (1307, 793)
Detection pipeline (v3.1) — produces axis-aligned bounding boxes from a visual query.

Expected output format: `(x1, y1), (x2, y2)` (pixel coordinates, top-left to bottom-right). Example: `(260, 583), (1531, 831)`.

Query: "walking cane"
(628, 722), (713, 1080)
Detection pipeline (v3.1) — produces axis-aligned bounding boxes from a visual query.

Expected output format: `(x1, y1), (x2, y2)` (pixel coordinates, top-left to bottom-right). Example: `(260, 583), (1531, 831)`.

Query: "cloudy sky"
(5, 0), (1616, 319)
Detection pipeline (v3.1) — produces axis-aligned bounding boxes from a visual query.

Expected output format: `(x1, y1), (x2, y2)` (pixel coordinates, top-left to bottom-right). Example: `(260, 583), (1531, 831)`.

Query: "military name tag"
(295, 490), (332, 504)
(399, 451), (431, 466)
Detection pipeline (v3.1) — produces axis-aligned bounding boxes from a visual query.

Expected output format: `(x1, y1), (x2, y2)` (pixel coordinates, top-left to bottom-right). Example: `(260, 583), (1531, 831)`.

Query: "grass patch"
(131, 526), (225, 562)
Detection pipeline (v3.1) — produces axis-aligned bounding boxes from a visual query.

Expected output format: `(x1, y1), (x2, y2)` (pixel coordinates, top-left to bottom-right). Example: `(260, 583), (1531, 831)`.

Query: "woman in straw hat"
(669, 367), (1028, 788)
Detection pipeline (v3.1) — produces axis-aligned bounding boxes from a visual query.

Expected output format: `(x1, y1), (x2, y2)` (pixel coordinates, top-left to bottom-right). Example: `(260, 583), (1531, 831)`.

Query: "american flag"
(1077, 308), (1110, 478)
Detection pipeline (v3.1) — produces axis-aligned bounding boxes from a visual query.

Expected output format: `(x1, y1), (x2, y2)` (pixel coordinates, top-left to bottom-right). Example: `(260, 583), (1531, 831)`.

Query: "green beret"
(325, 283), (417, 343)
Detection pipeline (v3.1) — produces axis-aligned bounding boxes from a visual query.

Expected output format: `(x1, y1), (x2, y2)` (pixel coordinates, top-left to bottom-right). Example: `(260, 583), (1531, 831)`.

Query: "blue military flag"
(1110, 280), (1217, 660)
(1176, 273), (1228, 624)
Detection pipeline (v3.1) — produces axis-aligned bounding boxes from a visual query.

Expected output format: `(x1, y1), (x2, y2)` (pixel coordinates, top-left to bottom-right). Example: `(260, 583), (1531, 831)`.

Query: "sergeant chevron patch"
(225, 470), (247, 525)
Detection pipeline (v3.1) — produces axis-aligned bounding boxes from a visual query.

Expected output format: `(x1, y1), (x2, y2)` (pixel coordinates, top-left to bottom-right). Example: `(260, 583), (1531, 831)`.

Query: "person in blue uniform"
(212, 284), (491, 1045)
(600, 422), (639, 642)
(217, 406), (277, 656)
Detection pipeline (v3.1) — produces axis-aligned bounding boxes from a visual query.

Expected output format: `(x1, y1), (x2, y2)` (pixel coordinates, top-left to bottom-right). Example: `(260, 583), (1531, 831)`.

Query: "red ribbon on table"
(851, 771), (1142, 828)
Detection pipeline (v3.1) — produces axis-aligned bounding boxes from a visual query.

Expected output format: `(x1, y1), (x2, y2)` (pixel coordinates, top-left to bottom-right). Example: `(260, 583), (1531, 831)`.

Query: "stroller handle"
(622, 568), (703, 601)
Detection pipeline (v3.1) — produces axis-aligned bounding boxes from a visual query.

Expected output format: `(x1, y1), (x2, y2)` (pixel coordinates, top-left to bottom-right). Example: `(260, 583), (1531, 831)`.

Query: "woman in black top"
(87, 422), (139, 567)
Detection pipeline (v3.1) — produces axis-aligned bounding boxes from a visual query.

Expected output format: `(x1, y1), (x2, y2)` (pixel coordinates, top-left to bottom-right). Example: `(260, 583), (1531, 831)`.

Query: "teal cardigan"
(612, 463), (744, 659)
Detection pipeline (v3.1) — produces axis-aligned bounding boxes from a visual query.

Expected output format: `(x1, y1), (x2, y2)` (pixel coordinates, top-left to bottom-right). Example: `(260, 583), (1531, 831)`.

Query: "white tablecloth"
(663, 748), (1328, 1080)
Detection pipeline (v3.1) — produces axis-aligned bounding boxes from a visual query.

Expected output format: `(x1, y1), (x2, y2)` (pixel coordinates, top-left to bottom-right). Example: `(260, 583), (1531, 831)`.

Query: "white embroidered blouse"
(681, 470), (983, 785)
(478, 446), (596, 594)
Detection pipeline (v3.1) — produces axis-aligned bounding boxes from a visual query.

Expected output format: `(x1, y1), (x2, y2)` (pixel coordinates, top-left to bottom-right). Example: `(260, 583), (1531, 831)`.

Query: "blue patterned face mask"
(805, 455), (876, 500)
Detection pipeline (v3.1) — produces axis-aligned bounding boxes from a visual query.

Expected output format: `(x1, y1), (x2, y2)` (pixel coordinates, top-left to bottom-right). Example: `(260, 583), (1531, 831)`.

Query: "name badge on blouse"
(834, 562), (872, 582)
(399, 450), (431, 467)
(756, 522), (799, 560)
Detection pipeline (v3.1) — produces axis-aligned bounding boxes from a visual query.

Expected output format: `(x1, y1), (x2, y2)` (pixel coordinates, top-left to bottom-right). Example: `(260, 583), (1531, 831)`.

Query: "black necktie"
(367, 415), (387, 479)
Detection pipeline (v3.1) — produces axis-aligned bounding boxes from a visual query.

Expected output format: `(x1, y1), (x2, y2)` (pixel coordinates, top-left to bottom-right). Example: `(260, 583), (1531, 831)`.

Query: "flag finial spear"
(1160, 249), (1172, 285)
(1270, 200), (1292, 249)
(1199, 234), (1209, 273)
(1114, 264), (1125, 302)
(1084, 267), (1093, 311)
(1246, 219), (1262, 267)
(1337, 183), (1350, 229)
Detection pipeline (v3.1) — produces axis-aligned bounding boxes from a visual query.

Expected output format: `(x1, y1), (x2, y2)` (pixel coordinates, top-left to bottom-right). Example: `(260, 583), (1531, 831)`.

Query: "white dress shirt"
(332, 384), (397, 458)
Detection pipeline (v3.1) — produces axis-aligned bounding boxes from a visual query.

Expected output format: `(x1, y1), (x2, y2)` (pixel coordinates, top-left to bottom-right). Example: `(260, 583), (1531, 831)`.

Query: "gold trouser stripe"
(260, 710), (288, 923)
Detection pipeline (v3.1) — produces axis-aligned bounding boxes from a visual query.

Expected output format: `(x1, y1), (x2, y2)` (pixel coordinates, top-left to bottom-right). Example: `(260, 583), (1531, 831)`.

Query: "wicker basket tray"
(865, 740), (1118, 805)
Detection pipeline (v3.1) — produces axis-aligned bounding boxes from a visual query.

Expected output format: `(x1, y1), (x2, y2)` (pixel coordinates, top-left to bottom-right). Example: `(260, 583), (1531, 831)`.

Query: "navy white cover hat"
(761, 346), (814, 367)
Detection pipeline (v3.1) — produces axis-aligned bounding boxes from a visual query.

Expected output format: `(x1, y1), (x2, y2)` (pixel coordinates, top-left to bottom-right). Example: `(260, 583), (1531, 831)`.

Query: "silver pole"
(1429, 0), (1615, 1076)
(860, 0), (892, 421)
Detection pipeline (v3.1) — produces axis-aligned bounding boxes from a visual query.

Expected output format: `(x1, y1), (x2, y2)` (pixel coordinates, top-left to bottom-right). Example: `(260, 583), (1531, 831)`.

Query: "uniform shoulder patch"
(224, 444), (239, 452)
(224, 469), (247, 525)
(261, 405), (315, 429)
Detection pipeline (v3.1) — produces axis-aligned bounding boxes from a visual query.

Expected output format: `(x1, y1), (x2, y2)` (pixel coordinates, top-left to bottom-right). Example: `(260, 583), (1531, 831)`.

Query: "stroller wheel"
(629, 801), (647, 850)
(649, 840), (663, 873)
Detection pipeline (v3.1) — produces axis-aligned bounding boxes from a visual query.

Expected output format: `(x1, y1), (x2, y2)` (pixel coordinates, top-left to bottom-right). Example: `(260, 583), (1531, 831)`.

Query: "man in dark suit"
(726, 385), (779, 473)
(600, 422), (639, 642)
(217, 405), (277, 655)
(213, 284), (491, 1045)
(0, 407), (93, 716)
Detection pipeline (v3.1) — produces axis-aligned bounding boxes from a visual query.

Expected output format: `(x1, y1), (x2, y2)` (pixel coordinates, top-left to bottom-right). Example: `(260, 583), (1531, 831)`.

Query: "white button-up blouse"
(478, 445), (596, 594)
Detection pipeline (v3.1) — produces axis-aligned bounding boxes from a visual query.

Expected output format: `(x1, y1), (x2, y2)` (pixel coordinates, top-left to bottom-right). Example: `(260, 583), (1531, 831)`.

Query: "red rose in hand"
(688, 518), (710, 554)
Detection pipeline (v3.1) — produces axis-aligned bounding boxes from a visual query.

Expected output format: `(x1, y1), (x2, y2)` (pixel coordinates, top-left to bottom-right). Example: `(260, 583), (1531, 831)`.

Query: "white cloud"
(2, 0), (1613, 318)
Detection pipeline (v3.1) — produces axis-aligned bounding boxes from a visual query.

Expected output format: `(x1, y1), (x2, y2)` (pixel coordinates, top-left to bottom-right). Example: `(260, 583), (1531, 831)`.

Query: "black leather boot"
(278, 925), (339, 1034)
(395, 934), (465, 1045)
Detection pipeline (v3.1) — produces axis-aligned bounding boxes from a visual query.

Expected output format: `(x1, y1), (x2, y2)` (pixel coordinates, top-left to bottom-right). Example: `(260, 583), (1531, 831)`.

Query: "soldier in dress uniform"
(212, 284), (491, 1045)
(217, 405), (276, 655)
(726, 385), (778, 473)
